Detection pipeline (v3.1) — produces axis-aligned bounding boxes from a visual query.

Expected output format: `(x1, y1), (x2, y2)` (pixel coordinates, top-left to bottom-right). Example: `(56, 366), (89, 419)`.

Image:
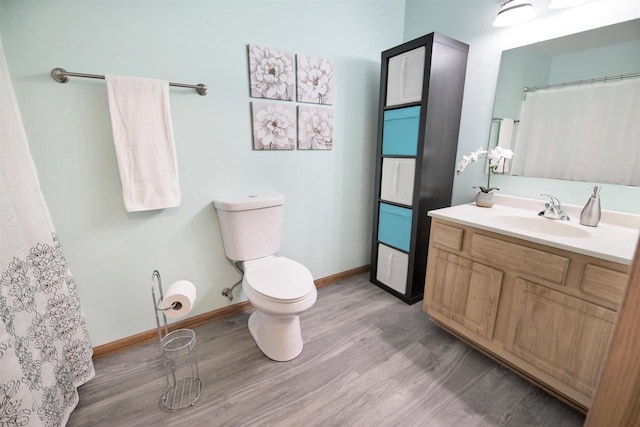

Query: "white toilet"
(213, 193), (317, 361)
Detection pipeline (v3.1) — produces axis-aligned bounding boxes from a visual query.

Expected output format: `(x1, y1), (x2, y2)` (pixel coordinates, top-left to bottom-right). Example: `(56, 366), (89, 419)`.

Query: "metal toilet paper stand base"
(151, 270), (204, 410)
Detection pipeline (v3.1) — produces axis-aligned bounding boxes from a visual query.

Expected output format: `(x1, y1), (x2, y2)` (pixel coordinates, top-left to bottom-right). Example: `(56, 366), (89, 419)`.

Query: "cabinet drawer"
(380, 158), (415, 205)
(378, 202), (412, 252)
(431, 222), (463, 251)
(376, 244), (409, 294)
(382, 106), (420, 156)
(386, 46), (426, 107)
(471, 234), (569, 285)
(581, 264), (628, 306)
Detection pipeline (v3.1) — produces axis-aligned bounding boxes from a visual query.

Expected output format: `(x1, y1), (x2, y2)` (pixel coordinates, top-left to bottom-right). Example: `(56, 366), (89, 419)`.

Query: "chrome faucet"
(538, 194), (570, 221)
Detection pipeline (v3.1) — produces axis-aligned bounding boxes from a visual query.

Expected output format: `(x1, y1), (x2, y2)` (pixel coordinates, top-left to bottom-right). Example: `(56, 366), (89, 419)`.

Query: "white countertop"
(428, 194), (640, 265)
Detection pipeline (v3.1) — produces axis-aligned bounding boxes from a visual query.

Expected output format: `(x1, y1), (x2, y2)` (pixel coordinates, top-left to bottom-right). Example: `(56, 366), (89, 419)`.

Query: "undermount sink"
(496, 215), (592, 238)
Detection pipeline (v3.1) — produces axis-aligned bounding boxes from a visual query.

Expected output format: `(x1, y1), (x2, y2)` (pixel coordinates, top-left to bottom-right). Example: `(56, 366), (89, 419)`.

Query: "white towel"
(105, 75), (181, 212)
(496, 118), (515, 173)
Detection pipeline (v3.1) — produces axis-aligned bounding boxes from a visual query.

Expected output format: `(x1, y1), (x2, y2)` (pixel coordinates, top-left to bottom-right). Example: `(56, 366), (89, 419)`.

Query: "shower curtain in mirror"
(0, 38), (95, 426)
(510, 78), (640, 186)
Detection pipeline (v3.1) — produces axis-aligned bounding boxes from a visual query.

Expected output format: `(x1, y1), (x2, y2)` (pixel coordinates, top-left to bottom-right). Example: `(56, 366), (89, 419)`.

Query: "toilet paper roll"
(160, 280), (197, 318)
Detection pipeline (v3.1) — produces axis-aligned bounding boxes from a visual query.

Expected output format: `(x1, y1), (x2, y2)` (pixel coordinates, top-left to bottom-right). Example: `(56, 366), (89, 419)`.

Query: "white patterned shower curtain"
(0, 38), (95, 425)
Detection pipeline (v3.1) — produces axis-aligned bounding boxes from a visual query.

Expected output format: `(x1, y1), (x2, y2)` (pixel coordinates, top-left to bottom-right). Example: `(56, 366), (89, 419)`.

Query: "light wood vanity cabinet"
(423, 218), (630, 412)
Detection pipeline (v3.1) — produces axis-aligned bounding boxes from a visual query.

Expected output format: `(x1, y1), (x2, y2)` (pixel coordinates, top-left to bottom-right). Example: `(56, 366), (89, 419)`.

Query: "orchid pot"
(456, 146), (514, 208)
(475, 191), (496, 208)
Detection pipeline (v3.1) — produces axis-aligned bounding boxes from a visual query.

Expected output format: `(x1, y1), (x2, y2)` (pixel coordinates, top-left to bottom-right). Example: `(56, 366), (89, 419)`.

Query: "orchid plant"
(456, 146), (514, 193)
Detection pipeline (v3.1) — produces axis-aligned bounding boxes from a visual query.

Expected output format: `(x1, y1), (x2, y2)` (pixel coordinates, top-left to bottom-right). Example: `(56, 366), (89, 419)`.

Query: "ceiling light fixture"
(549, 0), (591, 9)
(493, 0), (537, 27)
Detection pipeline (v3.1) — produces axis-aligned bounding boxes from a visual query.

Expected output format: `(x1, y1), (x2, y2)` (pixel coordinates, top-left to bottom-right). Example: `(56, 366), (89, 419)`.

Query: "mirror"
(490, 19), (640, 186)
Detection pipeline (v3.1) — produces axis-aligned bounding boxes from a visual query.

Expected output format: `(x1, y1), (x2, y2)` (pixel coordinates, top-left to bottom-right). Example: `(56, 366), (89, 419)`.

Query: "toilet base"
(248, 311), (304, 362)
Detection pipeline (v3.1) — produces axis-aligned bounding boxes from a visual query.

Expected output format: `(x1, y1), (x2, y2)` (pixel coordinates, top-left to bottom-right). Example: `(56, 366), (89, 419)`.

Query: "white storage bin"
(380, 158), (415, 206)
(386, 46), (426, 107)
(376, 244), (409, 294)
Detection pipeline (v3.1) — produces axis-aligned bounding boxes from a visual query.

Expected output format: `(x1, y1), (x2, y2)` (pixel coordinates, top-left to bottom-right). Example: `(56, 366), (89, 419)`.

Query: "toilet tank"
(213, 193), (285, 262)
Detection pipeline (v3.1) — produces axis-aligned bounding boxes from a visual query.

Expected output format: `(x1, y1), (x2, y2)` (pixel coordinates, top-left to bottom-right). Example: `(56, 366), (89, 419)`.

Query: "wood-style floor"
(68, 273), (585, 426)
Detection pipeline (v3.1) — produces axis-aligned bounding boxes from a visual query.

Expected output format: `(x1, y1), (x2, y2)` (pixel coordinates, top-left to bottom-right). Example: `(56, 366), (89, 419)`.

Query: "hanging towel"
(105, 75), (181, 212)
(496, 118), (515, 173)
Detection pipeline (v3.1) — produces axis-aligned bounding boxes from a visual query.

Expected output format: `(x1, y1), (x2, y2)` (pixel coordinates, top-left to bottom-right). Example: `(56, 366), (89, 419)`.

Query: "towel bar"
(50, 68), (208, 96)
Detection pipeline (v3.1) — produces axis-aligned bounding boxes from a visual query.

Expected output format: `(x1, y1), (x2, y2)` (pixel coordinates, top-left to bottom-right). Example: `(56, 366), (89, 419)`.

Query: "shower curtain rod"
(523, 71), (640, 93)
(50, 68), (208, 96)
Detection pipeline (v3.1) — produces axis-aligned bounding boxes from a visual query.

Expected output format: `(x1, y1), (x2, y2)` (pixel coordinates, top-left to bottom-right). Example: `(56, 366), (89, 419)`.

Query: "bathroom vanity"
(422, 195), (639, 412)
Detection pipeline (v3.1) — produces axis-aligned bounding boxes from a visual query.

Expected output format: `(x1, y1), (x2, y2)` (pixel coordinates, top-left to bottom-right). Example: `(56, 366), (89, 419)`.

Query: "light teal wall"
(549, 39), (640, 83)
(0, 0), (405, 345)
(404, 0), (640, 213)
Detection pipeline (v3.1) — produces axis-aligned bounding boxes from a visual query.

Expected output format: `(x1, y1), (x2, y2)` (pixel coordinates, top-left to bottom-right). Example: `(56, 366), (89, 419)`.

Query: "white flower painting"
(298, 106), (333, 150)
(297, 55), (334, 105)
(251, 102), (296, 150)
(249, 45), (295, 101)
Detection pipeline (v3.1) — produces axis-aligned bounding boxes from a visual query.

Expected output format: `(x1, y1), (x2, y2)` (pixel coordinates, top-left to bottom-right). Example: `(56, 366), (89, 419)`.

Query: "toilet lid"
(244, 257), (314, 302)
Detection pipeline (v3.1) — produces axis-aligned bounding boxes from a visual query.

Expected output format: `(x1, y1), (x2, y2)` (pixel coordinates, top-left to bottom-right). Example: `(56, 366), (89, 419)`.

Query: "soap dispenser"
(580, 186), (601, 227)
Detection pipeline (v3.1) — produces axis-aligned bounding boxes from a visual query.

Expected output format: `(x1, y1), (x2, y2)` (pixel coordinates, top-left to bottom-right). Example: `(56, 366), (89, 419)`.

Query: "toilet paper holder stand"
(151, 270), (204, 410)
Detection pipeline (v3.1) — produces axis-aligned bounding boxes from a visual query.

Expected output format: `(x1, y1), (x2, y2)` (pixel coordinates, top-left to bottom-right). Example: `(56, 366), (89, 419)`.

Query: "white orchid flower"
(456, 146), (515, 193)
(456, 147), (488, 174)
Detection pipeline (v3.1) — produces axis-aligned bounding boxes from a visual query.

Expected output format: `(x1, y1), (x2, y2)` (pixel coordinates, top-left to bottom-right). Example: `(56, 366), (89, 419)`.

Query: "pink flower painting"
(298, 106), (333, 150)
(297, 54), (334, 105)
(249, 45), (295, 101)
(251, 102), (296, 150)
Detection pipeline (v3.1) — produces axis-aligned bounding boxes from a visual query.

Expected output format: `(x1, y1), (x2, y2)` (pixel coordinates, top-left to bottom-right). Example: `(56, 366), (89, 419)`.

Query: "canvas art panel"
(297, 54), (334, 105)
(251, 102), (296, 150)
(248, 45), (295, 101)
(298, 106), (333, 150)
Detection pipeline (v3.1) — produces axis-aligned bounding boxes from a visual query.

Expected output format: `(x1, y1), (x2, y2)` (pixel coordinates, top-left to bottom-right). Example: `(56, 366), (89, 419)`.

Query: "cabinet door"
(386, 46), (426, 106)
(376, 243), (409, 294)
(505, 279), (616, 398)
(380, 158), (415, 206)
(428, 250), (503, 340)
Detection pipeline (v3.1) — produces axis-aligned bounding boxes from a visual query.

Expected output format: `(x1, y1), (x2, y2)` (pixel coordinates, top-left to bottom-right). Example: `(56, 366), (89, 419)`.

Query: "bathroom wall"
(0, 0), (406, 346)
(404, 0), (640, 213)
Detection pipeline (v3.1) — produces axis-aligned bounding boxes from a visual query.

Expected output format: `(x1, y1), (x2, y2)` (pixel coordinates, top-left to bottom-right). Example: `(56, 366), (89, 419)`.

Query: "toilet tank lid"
(213, 193), (285, 211)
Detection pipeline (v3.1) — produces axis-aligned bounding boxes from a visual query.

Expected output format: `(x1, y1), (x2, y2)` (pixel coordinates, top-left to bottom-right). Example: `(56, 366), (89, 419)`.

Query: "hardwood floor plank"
(68, 273), (585, 427)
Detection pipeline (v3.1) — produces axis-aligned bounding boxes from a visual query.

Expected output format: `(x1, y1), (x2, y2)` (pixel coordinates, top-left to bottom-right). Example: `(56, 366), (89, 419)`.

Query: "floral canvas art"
(298, 106), (333, 150)
(297, 55), (334, 105)
(248, 45), (295, 101)
(251, 102), (296, 150)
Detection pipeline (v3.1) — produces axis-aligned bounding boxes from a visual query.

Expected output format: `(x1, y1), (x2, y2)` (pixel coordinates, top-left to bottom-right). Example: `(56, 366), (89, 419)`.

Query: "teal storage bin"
(378, 203), (412, 252)
(382, 106), (421, 156)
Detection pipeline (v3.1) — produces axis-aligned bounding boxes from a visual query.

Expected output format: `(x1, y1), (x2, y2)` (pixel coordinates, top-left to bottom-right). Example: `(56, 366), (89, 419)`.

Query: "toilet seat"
(244, 257), (314, 303)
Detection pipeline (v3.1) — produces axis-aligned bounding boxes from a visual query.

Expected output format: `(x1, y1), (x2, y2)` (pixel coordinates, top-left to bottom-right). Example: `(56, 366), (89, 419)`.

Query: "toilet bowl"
(243, 256), (317, 361)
